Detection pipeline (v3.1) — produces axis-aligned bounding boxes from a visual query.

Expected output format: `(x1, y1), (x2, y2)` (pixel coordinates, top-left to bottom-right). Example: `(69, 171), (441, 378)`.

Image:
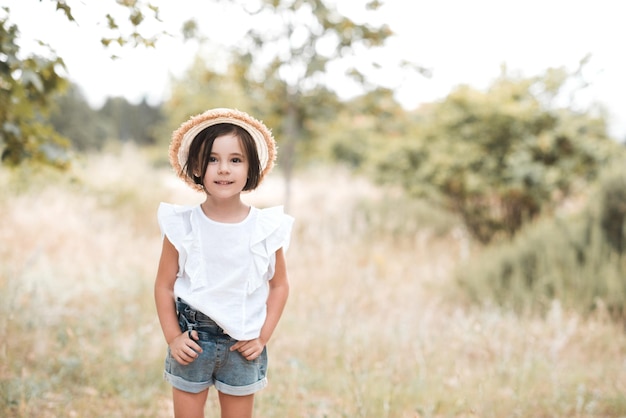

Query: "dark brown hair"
(183, 123), (261, 191)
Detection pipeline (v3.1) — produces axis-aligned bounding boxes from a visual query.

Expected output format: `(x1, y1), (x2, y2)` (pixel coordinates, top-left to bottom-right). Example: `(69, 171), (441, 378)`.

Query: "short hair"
(183, 123), (261, 191)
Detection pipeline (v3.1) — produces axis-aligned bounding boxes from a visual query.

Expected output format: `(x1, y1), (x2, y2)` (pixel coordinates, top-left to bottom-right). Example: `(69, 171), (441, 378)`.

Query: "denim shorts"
(163, 299), (268, 396)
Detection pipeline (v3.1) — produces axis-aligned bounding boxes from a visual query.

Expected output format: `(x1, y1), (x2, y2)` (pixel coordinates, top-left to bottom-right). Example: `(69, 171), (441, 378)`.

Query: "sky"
(5, 0), (626, 139)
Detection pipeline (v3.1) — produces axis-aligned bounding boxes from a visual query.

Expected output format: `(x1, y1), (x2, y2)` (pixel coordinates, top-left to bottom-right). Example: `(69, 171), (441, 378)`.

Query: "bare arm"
(231, 247), (290, 360)
(260, 247), (290, 344)
(154, 236), (201, 364)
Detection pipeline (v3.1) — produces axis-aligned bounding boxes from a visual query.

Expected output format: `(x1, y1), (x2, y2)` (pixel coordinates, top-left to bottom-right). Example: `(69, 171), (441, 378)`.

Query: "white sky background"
(5, 0), (626, 139)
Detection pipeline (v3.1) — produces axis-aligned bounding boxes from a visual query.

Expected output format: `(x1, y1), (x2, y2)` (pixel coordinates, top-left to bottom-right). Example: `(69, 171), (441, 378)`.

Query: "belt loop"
(180, 311), (196, 332)
(177, 299), (197, 332)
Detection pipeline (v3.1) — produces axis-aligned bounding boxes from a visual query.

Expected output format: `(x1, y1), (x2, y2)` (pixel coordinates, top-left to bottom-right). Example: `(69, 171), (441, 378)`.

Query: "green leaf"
(21, 69), (44, 92)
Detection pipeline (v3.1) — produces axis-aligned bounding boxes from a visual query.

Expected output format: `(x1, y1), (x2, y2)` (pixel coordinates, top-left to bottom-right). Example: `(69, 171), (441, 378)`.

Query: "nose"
(218, 160), (229, 173)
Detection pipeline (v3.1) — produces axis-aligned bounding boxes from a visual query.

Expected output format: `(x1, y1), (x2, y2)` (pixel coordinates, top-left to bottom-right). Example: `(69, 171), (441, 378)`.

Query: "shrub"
(456, 164), (626, 321)
(373, 69), (625, 244)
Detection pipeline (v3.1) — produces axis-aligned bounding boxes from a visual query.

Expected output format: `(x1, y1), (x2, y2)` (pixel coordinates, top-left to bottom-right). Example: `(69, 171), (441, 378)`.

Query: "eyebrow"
(210, 151), (245, 158)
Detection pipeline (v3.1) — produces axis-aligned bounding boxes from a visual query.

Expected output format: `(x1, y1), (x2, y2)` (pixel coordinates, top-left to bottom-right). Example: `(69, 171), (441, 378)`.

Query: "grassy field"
(1, 145), (625, 417)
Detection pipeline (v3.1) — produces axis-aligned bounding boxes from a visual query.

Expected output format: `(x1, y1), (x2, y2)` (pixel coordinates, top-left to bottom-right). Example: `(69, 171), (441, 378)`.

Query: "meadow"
(1, 145), (625, 417)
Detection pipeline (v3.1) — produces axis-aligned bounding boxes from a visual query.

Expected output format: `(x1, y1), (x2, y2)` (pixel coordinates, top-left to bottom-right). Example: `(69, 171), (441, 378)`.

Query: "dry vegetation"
(1, 145), (625, 417)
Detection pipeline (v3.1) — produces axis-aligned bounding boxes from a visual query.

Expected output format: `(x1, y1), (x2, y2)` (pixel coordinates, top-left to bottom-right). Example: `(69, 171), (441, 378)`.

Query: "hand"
(169, 330), (202, 365)
(230, 338), (265, 361)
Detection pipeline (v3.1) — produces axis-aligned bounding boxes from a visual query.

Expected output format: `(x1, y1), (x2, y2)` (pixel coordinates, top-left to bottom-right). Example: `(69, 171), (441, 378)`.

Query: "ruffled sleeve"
(157, 203), (198, 282)
(248, 206), (294, 293)
(157, 203), (192, 246)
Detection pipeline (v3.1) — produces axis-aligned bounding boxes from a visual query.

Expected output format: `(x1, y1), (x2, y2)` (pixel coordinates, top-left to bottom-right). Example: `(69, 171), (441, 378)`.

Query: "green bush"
(600, 168), (626, 255)
(373, 69), (624, 244)
(456, 165), (626, 321)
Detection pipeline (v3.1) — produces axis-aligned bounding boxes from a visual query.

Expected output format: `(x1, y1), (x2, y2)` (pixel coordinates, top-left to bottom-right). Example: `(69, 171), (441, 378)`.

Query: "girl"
(154, 108), (293, 418)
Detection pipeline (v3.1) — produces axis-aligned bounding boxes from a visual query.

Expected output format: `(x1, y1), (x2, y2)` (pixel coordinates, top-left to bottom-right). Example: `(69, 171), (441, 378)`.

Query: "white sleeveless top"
(157, 202), (294, 340)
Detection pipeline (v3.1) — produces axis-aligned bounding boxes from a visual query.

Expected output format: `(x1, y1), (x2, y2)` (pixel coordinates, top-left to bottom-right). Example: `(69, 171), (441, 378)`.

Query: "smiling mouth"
(214, 181), (234, 185)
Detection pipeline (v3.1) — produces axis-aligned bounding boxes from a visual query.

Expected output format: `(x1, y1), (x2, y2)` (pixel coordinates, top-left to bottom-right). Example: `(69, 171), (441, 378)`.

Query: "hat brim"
(169, 108), (277, 192)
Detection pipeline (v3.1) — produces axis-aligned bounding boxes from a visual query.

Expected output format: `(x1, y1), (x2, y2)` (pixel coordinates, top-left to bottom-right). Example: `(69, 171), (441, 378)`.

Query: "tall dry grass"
(1, 145), (625, 417)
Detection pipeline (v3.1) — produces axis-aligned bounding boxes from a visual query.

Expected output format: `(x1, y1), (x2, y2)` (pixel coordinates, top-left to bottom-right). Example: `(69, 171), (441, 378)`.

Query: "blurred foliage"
(159, 52), (417, 174)
(456, 162), (626, 321)
(315, 86), (413, 168)
(45, 0), (165, 53)
(210, 0), (409, 206)
(0, 8), (69, 168)
(99, 96), (163, 144)
(352, 193), (460, 242)
(158, 54), (345, 166)
(600, 167), (626, 254)
(372, 66), (624, 243)
(48, 84), (109, 151)
(1, 0), (176, 168)
(155, 56), (255, 149)
(48, 84), (163, 151)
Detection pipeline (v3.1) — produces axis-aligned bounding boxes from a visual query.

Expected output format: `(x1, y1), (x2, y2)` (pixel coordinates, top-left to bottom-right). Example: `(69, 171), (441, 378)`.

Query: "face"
(200, 133), (250, 199)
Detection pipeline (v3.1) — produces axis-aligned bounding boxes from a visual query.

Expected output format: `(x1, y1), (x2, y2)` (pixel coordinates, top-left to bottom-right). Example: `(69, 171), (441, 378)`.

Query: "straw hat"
(169, 108), (276, 192)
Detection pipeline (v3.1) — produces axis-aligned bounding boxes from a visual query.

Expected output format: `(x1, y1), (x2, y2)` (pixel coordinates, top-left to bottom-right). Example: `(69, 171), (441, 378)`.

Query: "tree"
(0, 0), (168, 167)
(42, 0), (164, 52)
(206, 0), (418, 207)
(0, 9), (68, 167)
(318, 86), (410, 168)
(99, 96), (163, 144)
(374, 67), (624, 243)
(49, 83), (110, 151)
(156, 56), (256, 149)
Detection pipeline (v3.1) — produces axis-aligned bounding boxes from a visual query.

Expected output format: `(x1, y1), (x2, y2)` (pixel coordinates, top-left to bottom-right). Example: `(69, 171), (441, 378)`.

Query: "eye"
(208, 156), (218, 163)
(231, 157), (243, 163)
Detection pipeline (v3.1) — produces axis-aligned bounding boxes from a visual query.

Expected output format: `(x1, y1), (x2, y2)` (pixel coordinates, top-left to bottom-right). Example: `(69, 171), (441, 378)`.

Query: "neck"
(200, 196), (250, 223)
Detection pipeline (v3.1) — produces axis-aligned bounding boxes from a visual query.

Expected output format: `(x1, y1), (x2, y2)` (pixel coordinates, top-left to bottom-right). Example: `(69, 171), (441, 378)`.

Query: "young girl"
(154, 108), (293, 418)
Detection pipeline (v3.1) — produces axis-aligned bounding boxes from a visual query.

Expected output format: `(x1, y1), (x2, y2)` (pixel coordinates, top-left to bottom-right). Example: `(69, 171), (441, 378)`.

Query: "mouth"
(214, 181), (234, 185)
